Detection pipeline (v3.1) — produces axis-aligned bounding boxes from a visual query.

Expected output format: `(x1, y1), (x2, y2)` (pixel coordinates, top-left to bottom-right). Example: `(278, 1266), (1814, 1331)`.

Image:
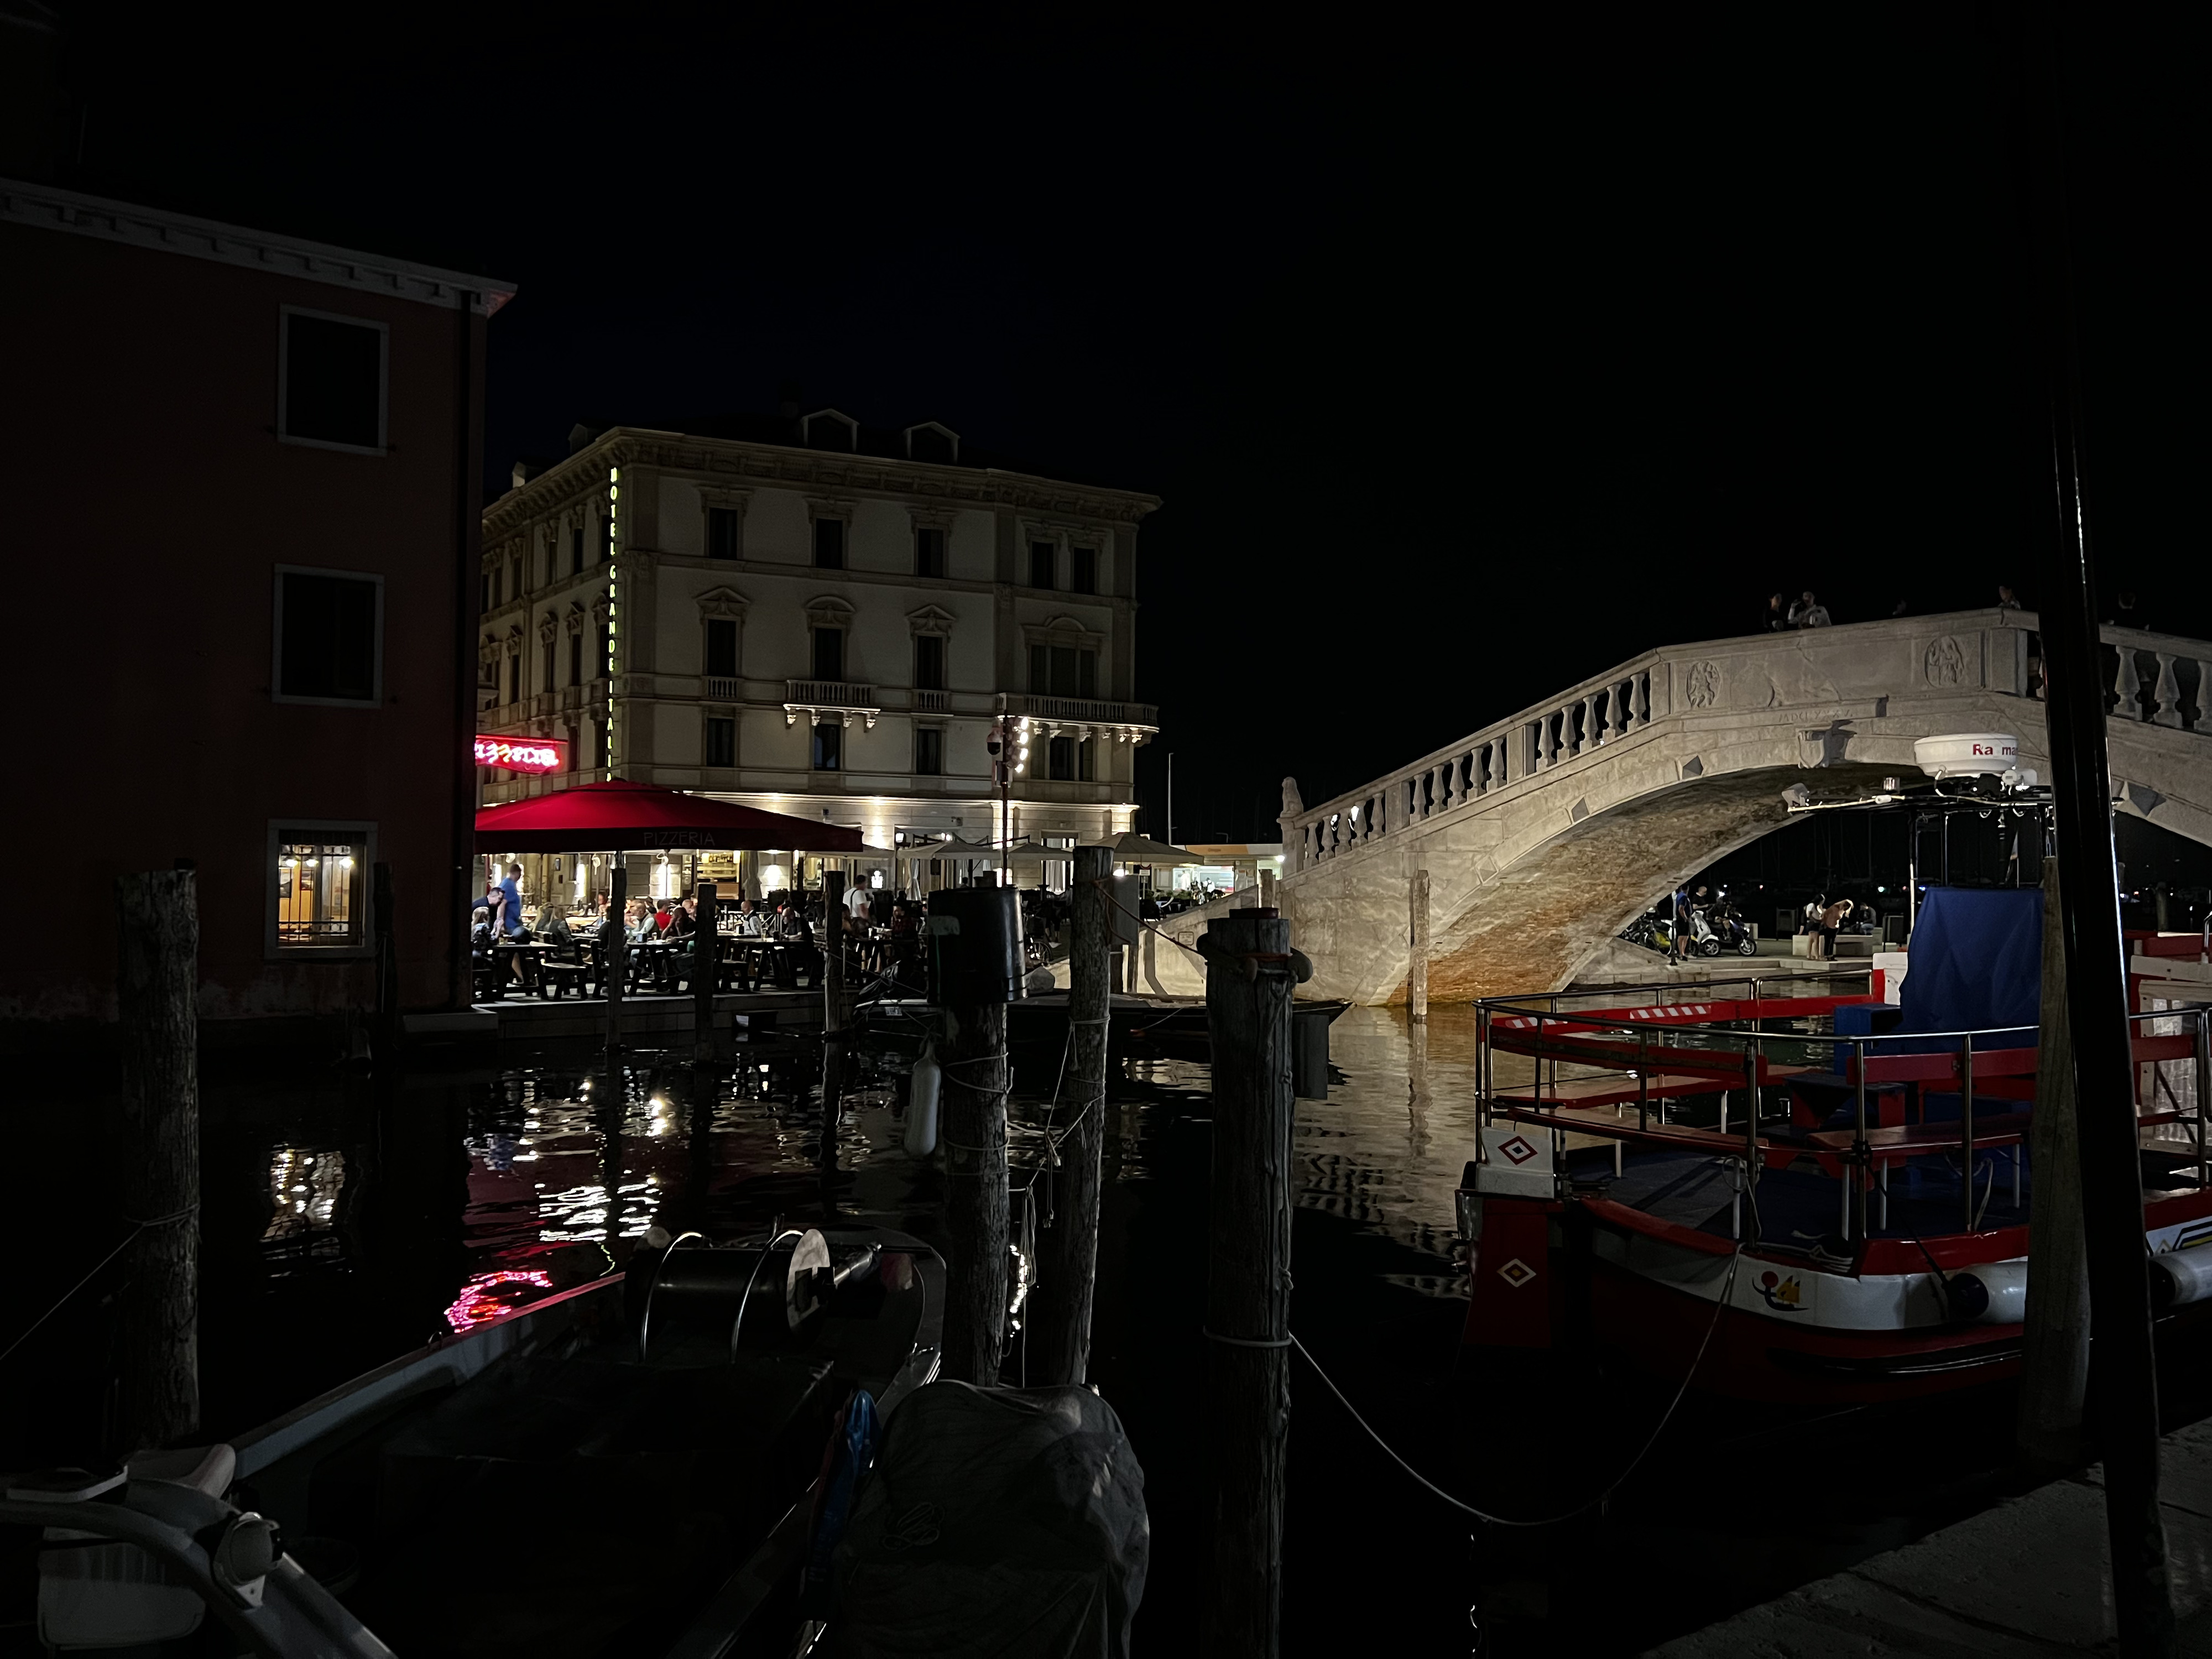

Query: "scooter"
(1705, 900), (1759, 957)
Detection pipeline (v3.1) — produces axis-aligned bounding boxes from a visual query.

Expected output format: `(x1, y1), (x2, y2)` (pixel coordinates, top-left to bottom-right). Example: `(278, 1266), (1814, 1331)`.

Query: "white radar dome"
(1912, 733), (2020, 779)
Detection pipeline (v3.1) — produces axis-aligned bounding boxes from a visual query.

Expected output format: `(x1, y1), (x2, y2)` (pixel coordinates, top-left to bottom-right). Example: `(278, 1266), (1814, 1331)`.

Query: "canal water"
(8, 1006), (2180, 1653)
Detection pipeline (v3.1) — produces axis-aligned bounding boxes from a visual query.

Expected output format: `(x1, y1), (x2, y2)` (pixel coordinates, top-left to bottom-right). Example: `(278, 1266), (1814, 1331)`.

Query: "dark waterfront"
(17, 1010), (2208, 1654)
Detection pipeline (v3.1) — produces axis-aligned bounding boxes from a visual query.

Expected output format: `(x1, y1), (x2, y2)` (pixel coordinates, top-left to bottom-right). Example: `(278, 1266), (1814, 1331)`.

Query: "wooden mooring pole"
(2010, 6), (2174, 1647)
(372, 860), (399, 1060)
(1035, 843), (1110, 1385)
(939, 884), (1012, 1383)
(1200, 907), (1297, 1658)
(821, 872), (847, 1146)
(2019, 855), (2089, 1467)
(692, 877), (718, 1060)
(604, 864), (627, 1062)
(114, 870), (200, 1455)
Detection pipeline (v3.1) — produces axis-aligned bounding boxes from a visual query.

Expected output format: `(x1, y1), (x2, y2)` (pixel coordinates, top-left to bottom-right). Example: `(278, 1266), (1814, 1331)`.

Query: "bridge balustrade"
(1286, 611), (2212, 875)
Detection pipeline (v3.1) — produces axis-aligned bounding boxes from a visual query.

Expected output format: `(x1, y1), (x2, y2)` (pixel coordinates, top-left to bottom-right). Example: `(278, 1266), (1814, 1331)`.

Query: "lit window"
(274, 831), (367, 951)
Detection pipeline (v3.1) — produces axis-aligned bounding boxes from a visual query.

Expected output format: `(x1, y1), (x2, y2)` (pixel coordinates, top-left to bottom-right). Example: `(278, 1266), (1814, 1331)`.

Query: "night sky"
(32, 6), (2211, 841)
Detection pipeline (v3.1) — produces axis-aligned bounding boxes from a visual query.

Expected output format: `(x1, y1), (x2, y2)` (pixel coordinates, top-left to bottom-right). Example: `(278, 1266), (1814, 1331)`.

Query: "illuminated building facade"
(1, 179), (512, 1042)
(475, 414), (1159, 893)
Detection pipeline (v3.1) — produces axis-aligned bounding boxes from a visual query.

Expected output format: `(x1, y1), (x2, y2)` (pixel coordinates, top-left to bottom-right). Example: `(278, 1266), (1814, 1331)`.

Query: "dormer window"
(904, 421), (959, 464)
(804, 409), (858, 452)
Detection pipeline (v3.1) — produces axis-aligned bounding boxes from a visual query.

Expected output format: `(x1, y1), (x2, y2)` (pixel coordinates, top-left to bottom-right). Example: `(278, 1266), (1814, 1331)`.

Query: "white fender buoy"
(2153, 1246), (2212, 1309)
(904, 1043), (941, 1159)
(1948, 1259), (2029, 1324)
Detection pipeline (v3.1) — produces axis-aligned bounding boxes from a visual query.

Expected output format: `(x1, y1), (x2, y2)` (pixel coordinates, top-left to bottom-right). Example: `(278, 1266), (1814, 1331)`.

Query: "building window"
(1048, 735), (1076, 781)
(813, 721), (843, 771)
(273, 827), (368, 952)
(566, 719), (580, 765)
(914, 633), (946, 692)
(570, 523), (584, 575)
(812, 627), (845, 682)
(480, 571), (492, 616)
(1071, 546), (1097, 594)
(599, 514), (612, 564)
(278, 309), (385, 452)
(915, 525), (946, 578)
(706, 618), (740, 679)
(541, 637), (554, 693)
(594, 718), (609, 769)
(598, 623), (612, 680)
(915, 726), (944, 776)
(1028, 643), (1098, 700)
(507, 654), (521, 705)
(813, 517), (846, 570)
(1029, 541), (1056, 589)
(707, 507), (740, 560)
(274, 567), (382, 705)
(1079, 738), (1097, 781)
(704, 714), (736, 768)
(568, 631), (583, 686)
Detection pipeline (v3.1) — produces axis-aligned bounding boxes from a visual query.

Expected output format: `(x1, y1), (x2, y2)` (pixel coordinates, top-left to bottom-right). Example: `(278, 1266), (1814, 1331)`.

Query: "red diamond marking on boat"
(1498, 1258), (1536, 1289)
(1498, 1135), (1538, 1166)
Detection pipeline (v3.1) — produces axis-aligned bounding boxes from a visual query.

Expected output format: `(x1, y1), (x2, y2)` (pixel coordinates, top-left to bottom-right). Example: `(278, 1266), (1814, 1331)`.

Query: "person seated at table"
(470, 906), (494, 966)
(540, 901), (575, 950)
(670, 895), (698, 940)
(773, 899), (808, 941)
(652, 898), (674, 935)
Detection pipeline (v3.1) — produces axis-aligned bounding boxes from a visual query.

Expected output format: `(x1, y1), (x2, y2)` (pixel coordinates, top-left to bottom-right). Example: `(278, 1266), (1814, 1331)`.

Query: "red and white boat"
(1454, 888), (2212, 1404)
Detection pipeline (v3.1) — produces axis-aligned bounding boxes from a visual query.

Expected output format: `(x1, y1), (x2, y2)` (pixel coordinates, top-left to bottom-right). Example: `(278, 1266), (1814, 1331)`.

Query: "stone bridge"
(1125, 609), (2212, 1006)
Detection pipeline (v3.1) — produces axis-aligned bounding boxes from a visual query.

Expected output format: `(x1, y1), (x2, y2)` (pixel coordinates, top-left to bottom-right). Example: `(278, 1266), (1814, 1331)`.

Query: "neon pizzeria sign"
(474, 735), (566, 773)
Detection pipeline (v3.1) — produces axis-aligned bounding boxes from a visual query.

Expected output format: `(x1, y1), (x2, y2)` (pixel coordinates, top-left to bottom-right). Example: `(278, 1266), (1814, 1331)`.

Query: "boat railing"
(1473, 985), (2212, 1245)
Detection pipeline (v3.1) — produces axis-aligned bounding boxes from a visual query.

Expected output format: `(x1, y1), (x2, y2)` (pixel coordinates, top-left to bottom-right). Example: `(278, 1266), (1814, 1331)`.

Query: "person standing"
(1996, 583), (2022, 612)
(1787, 592), (1833, 628)
(1764, 592), (1788, 632)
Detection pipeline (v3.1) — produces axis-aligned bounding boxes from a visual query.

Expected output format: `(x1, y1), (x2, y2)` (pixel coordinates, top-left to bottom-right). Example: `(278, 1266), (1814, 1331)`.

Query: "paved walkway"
(1650, 1420), (2212, 1656)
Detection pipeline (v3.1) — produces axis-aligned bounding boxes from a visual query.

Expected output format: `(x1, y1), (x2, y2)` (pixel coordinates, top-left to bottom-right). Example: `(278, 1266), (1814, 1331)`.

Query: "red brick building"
(0, 179), (513, 1048)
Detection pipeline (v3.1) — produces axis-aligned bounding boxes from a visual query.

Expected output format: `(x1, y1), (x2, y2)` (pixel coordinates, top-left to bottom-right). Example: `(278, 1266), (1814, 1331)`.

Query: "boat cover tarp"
(1893, 885), (2043, 1045)
(829, 1380), (1147, 1658)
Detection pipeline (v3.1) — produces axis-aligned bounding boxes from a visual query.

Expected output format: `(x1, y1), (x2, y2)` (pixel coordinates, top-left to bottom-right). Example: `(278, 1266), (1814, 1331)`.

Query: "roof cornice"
(482, 426), (1161, 535)
(0, 178), (517, 315)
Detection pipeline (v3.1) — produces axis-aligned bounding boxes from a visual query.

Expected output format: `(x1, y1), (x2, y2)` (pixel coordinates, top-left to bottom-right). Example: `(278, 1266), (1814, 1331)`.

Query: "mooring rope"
(0, 1203), (200, 1368)
(1290, 1245), (1744, 1527)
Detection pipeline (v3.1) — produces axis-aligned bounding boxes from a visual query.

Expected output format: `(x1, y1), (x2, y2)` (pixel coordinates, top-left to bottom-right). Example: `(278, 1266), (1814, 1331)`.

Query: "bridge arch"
(1126, 609), (2212, 1005)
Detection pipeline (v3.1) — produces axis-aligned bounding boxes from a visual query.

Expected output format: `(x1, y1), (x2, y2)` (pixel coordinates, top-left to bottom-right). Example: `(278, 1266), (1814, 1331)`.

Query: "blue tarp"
(1895, 886), (2043, 1040)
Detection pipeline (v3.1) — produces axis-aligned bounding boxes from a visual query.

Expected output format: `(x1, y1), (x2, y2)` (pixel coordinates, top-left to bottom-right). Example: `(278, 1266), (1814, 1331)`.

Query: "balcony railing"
(916, 688), (951, 712)
(786, 680), (878, 709)
(1002, 694), (1158, 728)
(703, 676), (739, 701)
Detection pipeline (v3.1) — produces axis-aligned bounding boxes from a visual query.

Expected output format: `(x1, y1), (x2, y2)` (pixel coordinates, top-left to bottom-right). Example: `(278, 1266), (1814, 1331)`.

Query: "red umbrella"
(474, 781), (868, 853)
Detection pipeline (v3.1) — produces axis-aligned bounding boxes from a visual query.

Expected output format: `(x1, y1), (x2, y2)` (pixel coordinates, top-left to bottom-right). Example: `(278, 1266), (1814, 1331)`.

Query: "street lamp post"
(988, 712), (1029, 887)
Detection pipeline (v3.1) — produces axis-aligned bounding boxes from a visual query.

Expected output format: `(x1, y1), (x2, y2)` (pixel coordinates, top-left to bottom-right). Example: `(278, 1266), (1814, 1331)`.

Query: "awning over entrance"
(474, 781), (868, 853)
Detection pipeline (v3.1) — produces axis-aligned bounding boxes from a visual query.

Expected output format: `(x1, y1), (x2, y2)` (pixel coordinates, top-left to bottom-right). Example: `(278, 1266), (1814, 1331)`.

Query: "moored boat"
(1455, 886), (2212, 1405)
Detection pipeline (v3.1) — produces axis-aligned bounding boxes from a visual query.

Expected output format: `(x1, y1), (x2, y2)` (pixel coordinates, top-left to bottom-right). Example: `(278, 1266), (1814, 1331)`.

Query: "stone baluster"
(1583, 692), (1603, 749)
(1537, 714), (1557, 770)
(2154, 654), (2183, 728)
(2115, 649), (2143, 721)
(2197, 661), (2212, 732)
(1632, 671), (1651, 726)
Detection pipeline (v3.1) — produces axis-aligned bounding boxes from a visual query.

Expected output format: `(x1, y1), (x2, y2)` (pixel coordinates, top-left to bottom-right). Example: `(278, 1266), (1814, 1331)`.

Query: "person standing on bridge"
(1765, 592), (1788, 632)
(1788, 591), (1832, 628)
